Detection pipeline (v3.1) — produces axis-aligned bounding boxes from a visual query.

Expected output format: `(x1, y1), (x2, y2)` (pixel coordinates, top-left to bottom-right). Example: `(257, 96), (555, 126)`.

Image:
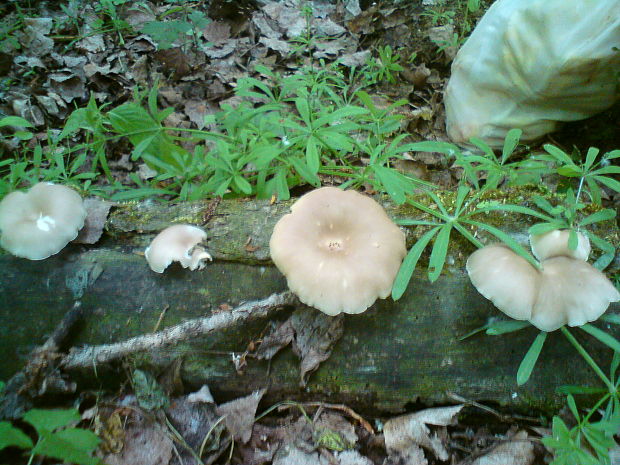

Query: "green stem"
(561, 326), (614, 392)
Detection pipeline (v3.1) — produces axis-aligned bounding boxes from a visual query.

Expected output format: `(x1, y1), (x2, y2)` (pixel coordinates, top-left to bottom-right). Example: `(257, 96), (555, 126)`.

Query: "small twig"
(60, 291), (297, 370)
(447, 392), (542, 424)
(153, 304), (170, 333)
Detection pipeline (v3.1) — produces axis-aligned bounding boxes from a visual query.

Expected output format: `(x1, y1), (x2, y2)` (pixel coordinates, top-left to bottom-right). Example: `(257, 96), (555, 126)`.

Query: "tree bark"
(1, 189), (618, 414)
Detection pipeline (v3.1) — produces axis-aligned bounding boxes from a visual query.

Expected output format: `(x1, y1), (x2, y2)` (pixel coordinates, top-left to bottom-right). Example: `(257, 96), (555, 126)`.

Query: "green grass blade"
(580, 324), (620, 353)
(517, 331), (547, 385)
(392, 227), (440, 300)
(428, 224), (452, 282)
(463, 219), (540, 269)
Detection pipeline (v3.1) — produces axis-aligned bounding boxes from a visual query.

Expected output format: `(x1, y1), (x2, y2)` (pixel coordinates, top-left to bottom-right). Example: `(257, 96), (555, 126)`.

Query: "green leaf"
(501, 128), (522, 164)
(468, 137), (494, 158)
(274, 168), (290, 201)
(314, 105), (367, 127)
(528, 222), (565, 236)
(372, 165), (413, 205)
(579, 209), (616, 226)
(0, 116), (33, 128)
(288, 157), (320, 187)
(517, 331), (547, 385)
(580, 324), (620, 353)
(583, 147), (600, 171)
(601, 314), (620, 325)
(392, 227), (440, 300)
(428, 223), (452, 283)
(31, 430), (101, 465)
(557, 166), (582, 177)
(593, 174), (620, 194)
(233, 175), (252, 195)
(565, 394), (579, 421)
(0, 421), (34, 451)
(305, 137), (320, 174)
(141, 20), (191, 50)
(543, 144), (575, 166)
(486, 320), (530, 335)
(23, 408), (81, 435)
(474, 203), (554, 222)
(408, 141), (460, 156)
(464, 219), (540, 269)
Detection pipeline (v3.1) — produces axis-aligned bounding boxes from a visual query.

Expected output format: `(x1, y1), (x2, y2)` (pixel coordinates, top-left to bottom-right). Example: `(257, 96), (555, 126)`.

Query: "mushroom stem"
(60, 291), (298, 369)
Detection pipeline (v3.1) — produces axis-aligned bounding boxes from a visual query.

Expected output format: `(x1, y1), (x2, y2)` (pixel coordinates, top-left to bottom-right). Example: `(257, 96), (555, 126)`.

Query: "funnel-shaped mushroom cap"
(0, 182), (86, 260)
(467, 243), (620, 332)
(531, 256), (620, 332)
(145, 225), (212, 273)
(270, 187), (406, 315)
(466, 244), (539, 321)
(530, 229), (590, 261)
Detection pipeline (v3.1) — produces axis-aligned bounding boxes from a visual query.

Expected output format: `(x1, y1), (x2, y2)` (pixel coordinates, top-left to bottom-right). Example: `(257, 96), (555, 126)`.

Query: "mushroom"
(0, 182), (87, 260)
(269, 187), (406, 315)
(145, 224), (212, 273)
(467, 235), (619, 332)
(530, 229), (590, 261)
(530, 256), (619, 331)
(466, 244), (539, 322)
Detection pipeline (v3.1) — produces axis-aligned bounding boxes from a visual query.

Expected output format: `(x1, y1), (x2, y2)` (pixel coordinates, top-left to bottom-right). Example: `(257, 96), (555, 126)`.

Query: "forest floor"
(0, 0), (619, 464)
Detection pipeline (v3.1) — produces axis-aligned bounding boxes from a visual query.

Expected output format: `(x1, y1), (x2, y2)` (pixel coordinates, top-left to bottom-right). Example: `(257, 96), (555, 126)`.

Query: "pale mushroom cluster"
(270, 187), (406, 316)
(467, 230), (620, 332)
(0, 182), (87, 260)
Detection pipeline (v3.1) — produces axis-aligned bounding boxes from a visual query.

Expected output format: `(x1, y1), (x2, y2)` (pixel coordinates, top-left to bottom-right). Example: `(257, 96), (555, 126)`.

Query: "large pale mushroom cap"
(269, 187), (406, 315)
(531, 256), (620, 332)
(466, 244), (539, 321)
(466, 243), (620, 332)
(0, 182), (87, 260)
(530, 229), (590, 261)
(145, 225), (212, 273)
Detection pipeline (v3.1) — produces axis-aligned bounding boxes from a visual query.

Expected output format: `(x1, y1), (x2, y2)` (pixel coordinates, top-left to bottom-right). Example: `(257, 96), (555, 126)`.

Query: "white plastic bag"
(444, 0), (620, 146)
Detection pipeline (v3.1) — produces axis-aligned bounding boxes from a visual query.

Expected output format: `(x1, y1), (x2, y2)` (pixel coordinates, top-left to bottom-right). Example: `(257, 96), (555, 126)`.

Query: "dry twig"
(61, 291), (297, 370)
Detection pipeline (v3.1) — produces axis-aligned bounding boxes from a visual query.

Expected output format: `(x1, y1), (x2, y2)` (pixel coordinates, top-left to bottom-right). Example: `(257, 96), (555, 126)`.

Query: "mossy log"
(1, 189), (618, 414)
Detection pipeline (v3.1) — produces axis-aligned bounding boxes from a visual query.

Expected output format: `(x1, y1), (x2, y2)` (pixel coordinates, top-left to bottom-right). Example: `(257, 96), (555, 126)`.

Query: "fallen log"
(1, 189), (618, 414)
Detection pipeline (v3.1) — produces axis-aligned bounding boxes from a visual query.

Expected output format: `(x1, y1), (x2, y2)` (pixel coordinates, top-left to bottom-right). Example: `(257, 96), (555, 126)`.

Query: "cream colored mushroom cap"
(530, 229), (590, 261)
(0, 182), (86, 260)
(531, 256), (620, 332)
(145, 224), (212, 273)
(466, 244), (539, 321)
(269, 187), (406, 315)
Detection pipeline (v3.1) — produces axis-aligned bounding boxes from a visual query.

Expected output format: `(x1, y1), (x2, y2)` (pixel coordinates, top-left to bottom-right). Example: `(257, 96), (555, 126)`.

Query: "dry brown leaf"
(102, 416), (173, 465)
(384, 405), (464, 462)
(471, 431), (535, 465)
(216, 389), (266, 443)
(74, 198), (113, 245)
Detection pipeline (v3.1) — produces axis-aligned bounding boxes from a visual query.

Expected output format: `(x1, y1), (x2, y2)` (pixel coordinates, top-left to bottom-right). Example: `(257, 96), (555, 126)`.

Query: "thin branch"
(60, 291), (298, 370)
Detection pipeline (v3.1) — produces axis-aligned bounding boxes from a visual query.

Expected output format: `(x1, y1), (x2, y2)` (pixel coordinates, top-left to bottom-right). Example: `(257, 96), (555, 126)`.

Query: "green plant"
(92, 0), (133, 45)
(365, 46), (404, 84)
(0, 408), (102, 465)
(537, 145), (620, 206)
(421, 8), (456, 26)
(140, 5), (210, 51)
(392, 184), (538, 298)
(455, 129), (550, 189)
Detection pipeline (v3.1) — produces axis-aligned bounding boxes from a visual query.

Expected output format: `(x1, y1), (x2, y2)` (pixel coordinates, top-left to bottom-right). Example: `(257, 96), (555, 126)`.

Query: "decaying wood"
(1, 190), (618, 414)
(61, 291), (297, 369)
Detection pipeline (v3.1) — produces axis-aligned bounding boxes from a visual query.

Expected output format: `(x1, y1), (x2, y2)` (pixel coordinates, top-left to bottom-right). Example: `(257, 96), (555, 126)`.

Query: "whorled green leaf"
(23, 408), (81, 435)
(392, 227), (440, 300)
(428, 223), (452, 282)
(0, 421), (33, 451)
(485, 320), (530, 335)
(579, 324), (620, 353)
(517, 331), (547, 385)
